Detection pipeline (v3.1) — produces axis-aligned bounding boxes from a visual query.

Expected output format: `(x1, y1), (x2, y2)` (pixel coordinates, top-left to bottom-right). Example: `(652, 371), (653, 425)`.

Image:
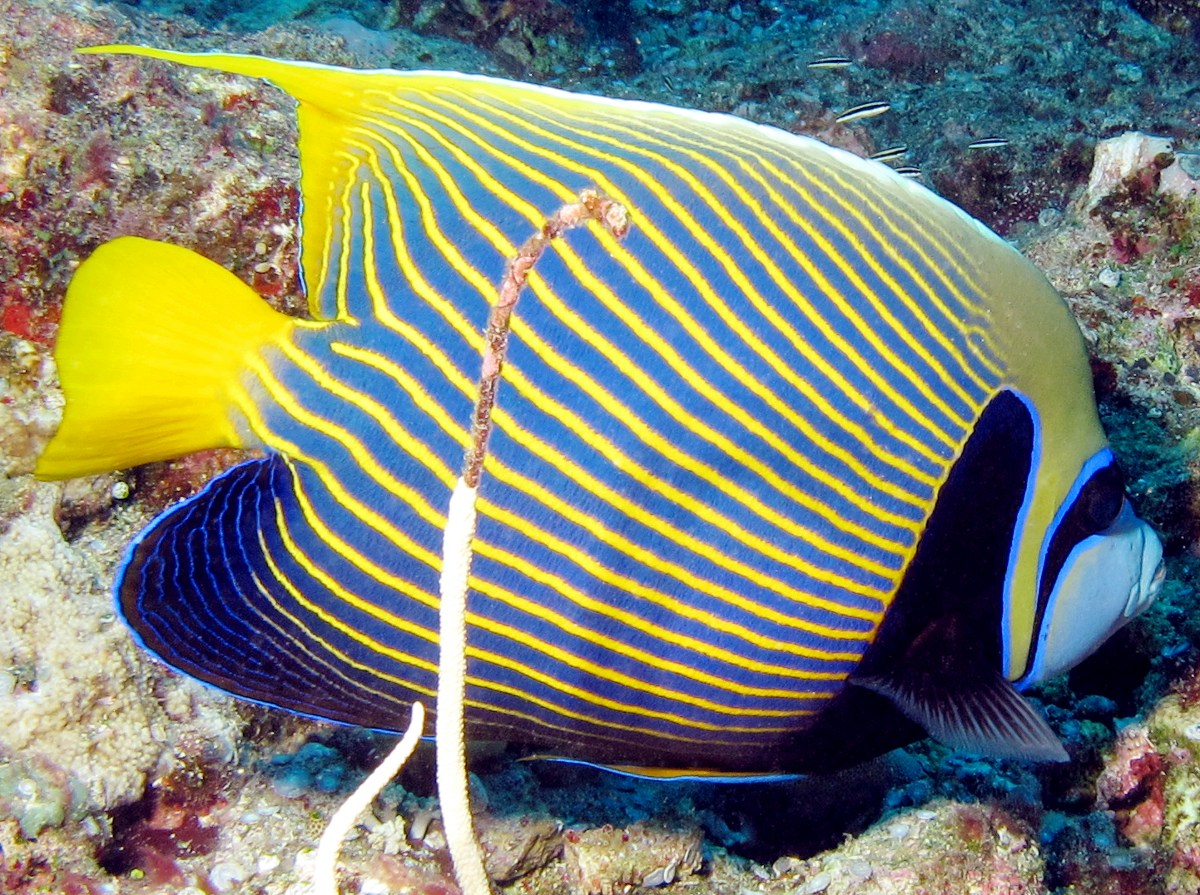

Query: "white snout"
(1026, 500), (1164, 685)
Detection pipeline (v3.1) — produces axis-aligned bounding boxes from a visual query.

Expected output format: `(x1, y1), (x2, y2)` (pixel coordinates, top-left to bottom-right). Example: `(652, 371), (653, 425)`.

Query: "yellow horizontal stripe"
(514, 251), (934, 507)
(381, 91), (943, 482)
(235, 389), (441, 600)
(426, 89), (957, 461)
(501, 290), (917, 556)
(347, 132), (897, 602)
(512, 98), (973, 439)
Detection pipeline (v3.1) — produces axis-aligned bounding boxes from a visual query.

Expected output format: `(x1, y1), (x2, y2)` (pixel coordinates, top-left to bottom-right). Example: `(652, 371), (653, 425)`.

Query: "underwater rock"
(0, 336), (58, 478)
(1076, 678), (1200, 892)
(1039, 808), (1154, 892)
(400, 0), (587, 76)
(1142, 692), (1200, 892)
(562, 822), (703, 895)
(267, 740), (352, 798)
(1083, 131), (1176, 212)
(1082, 130), (1200, 211)
(1021, 138), (1200, 552)
(0, 486), (164, 818)
(318, 16), (403, 60)
(1096, 725), (1167, 847)
(52, 472), (124, 539)
(0, 484), (245, 828)
(1128, 0), (1200, 40)
(0, 758), (81, 838)
(1160, 150), (1200, 202)
(0, 417), (243, 861)
(759, 800), (1047, 895)
(477, 813), (563, 883)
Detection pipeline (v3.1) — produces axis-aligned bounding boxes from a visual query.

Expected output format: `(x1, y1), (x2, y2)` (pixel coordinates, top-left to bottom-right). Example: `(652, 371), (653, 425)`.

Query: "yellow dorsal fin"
(79, 45), (383, 116)
(82, 47), (360, 321)
(35, 237), (296, 480)
(79, 46), (615, 323)
(81, 45), (453, 323)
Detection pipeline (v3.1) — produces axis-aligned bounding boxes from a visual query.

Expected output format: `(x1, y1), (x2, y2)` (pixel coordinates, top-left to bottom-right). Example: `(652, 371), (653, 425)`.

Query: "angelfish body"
(37, 47), (1164, 772)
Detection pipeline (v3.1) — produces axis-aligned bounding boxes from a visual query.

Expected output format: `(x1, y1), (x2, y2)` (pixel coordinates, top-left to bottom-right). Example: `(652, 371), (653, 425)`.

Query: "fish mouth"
(1126, 536), (1166, 620)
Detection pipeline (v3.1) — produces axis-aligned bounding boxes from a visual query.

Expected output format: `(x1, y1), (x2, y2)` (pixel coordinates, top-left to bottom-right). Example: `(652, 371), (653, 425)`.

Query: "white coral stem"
(312, 700), (426, 894)
(436, 477), (492, 895)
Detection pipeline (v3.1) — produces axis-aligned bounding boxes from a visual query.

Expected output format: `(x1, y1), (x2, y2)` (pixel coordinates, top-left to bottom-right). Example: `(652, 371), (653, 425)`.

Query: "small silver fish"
(808, 56), (853, 70)
(894, 165), (922, 178)
(835, 101), (891, 124)
(869, 145), (908, 162)
(968, 138), (1010, 150)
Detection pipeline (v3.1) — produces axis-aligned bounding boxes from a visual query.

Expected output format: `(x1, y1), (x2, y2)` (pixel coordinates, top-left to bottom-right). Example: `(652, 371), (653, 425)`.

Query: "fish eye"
(1077, 463), (1125, 533)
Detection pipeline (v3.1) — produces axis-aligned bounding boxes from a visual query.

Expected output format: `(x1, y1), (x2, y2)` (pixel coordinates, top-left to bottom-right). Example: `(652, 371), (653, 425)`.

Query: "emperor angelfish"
(37, 46), (1164, 773)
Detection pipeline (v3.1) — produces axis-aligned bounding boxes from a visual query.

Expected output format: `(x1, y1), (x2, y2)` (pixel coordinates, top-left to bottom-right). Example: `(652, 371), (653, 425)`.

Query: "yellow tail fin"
(36, 237), (296, 480)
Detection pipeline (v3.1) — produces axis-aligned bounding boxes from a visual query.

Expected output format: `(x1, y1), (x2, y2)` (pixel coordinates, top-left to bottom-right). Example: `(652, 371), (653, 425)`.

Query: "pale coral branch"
(436, 477), (489, 895)
(439, 188), (631, 895)
(462, 188), (631, 488)
(312, 700), (426, 894)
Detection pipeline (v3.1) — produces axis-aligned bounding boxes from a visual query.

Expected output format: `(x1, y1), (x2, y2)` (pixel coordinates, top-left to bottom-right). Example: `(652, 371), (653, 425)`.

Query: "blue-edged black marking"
(1016, 449), (1125, 683)
(788, 391), (1036, 770)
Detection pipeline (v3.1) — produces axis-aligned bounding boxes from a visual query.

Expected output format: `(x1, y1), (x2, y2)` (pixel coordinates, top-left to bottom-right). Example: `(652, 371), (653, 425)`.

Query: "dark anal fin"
(852, 670), (1067, 762)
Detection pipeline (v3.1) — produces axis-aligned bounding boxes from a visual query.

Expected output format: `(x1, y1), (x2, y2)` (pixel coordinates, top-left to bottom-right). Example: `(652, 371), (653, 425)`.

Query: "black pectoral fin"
(851, 669), (1068, 762)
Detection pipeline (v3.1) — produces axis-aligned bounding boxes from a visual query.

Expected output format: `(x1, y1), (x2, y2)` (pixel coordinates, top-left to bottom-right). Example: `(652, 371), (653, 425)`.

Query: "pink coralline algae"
(1096, 726), (1168, 847)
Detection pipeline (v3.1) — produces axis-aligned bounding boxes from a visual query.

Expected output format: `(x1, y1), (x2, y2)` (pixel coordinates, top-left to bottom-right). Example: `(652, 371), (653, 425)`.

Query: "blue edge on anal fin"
(117, 459), (809, 784)
(117, 457), (414, 734)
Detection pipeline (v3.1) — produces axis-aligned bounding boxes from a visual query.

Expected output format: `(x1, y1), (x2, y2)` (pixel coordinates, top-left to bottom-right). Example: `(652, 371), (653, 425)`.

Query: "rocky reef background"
(1, 0), (1200, 892)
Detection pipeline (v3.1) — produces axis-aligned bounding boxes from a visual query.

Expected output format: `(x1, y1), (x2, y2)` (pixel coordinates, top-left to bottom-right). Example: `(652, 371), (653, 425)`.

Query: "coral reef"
(1022, 130), (1200, 551)
(398, 0), (589, 76)
(1, 0), (1199, 892)
(0, 486), (158, 820)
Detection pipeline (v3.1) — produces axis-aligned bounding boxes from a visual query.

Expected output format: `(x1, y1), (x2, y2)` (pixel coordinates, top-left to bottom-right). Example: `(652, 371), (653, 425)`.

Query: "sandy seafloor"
(2, 0), (1200, 892)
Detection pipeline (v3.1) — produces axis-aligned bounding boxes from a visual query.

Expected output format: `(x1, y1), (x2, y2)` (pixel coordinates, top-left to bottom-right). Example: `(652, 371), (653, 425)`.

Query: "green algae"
(0, 760), (85, 838)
